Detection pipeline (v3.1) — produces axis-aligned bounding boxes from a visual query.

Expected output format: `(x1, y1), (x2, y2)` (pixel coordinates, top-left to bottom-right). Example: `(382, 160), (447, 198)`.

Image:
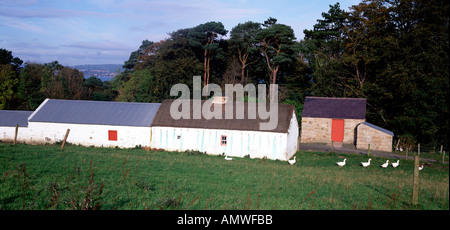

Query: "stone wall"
(356, 123), (393, 152)
(300, 117), (364, 145)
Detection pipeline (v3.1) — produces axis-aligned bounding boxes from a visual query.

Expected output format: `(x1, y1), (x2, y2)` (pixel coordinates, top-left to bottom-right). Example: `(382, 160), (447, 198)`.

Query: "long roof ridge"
(29, 99), (161, 127)
(305, 96), (367, 100)
(46, 98), (160, 105)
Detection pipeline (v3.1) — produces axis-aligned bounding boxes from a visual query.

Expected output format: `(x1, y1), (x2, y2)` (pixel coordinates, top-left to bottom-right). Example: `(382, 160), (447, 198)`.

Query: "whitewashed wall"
(151, 127), (297, 161)
(12, 122), (151, 148)
(151, 111), (298, 161)
(2, 111), (298, 161)
(286, 111), (299, 158)
(0, 126), (33, 143)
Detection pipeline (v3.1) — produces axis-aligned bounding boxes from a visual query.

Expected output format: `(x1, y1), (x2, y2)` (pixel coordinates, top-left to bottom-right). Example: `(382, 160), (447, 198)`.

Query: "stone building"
(356, 122), (394, 152)
(300, 97), (366, 146)
(300, 96), (393, 152)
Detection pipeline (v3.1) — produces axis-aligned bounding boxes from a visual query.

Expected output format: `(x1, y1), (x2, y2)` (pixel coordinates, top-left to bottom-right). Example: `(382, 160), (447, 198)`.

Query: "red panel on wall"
(108, 130), (117, 141)
(331, 119), (344, 142)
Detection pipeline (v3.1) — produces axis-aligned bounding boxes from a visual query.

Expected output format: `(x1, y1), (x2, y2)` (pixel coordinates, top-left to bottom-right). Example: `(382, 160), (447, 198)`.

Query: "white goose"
(288, 156), (296, 165)
(361, 159), (372, 167)
(225, 155), (233, 160)
(381, 160), (389, 168)
(337, 158), (346, 167)
(392, 160), (400, 168)
(419, 164), (424, 171)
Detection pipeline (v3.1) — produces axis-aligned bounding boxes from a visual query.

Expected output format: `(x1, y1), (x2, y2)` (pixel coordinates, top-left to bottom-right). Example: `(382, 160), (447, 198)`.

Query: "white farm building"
(0, 110), (33, 143)
(0, 98), (299, 161)
(1, 99), (160, 148)
(150, 99), (299, 161)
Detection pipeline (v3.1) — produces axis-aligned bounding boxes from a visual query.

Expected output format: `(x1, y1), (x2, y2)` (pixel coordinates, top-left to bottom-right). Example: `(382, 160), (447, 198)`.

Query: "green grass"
(0, 143), (448, 210)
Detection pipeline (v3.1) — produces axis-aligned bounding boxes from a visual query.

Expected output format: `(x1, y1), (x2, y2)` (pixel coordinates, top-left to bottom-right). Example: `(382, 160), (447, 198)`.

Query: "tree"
(262, 17), (278, 28)
(117, 68), (154, 102)
(255, 19), (298, 101)
(300, 3), (349, 97)
(303, 3), (347, 59)
(188, 22), (228, 91)
(109, 40), (154, 93)
(0, 48), (23, 109)
(332, 0), (447, 147)
(229, 21), (261, 84)
(17, 61), (86, 109)
(83, 76), (104, 99)
(58, 66), (84, 100)
(299, 0), (448, 147)
(123, 40), (154, 71)
(0, 64), (18, 109)
(117, 28), (203, 103)
(40, 61), (64, 99)
(133, 40), (166, 71)
(0, 48), (23, 71)
(18, 63), (46, 110)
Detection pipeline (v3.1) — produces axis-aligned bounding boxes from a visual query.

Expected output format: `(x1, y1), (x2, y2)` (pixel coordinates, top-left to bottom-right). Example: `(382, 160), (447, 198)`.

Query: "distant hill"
(72, 64), (123, 81)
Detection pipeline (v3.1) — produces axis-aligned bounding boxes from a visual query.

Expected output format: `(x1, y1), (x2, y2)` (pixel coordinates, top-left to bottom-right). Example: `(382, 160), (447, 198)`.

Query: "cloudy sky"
(0, 0), (359, 66)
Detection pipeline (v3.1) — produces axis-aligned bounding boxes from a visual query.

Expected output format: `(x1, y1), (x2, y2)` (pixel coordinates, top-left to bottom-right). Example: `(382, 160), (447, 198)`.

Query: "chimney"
(212, 96), (228, 104)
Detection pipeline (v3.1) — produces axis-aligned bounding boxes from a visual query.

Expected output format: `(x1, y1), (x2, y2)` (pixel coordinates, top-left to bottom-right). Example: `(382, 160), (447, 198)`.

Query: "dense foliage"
(1, 0), (448, 149)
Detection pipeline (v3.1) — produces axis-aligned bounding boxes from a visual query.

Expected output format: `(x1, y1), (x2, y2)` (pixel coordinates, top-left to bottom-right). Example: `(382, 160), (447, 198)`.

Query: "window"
(108, 130), (117, 141)
(221, 135), (227, 146)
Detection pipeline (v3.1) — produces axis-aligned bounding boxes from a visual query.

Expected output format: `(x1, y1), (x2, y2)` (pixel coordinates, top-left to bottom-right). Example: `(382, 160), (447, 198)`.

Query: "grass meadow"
(0, 143), (448, 210)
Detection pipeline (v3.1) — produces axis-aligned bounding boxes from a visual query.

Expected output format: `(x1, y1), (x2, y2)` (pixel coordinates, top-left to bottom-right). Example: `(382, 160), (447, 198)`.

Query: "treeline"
(0, 56), (116, 110)
(1, 0), (448, 148)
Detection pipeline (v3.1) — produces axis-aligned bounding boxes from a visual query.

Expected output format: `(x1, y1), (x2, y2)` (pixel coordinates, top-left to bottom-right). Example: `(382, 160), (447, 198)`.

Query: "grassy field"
(0, 143), (448, 210)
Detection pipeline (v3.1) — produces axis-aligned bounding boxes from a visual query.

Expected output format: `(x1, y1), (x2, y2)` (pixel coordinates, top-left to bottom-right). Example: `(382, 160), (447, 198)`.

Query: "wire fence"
(393, 142), (448, 163)
(397, 144), (447, 154)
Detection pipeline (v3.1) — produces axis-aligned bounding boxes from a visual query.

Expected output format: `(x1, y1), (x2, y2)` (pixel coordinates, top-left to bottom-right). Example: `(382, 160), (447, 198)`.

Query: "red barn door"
(331, 119), (344, 142)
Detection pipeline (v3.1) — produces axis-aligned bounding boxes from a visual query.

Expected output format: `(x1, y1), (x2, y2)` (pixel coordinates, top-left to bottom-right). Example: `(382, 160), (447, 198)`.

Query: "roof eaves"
(28, 98), (49, 122)
(361, 122), (394, 136)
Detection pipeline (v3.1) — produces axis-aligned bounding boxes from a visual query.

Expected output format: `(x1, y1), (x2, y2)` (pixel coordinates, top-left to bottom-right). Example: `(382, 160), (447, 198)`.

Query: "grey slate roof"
(360, 122), (394, 136)
(28, 99), (161, 127)
(302, 96), (366, 119)
(0, 110), (33, 127)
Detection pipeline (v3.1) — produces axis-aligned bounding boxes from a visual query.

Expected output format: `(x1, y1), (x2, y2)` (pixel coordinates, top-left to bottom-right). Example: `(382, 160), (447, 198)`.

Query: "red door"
(331, 119), (344, 142)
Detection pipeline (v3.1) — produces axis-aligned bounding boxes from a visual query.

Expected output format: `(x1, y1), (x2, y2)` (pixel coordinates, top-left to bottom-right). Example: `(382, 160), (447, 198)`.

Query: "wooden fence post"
(443, 151), (446, 164)
(367, 144), (370, 157)
(412, 155), (420, 206)
(405, 148), (408, 160)
(440, 145), (443, 154)
(395, 139), (400, 151)
(418, 143), (420, 156)
(61, 129), (70, 150)
(14, 124), (19, 145)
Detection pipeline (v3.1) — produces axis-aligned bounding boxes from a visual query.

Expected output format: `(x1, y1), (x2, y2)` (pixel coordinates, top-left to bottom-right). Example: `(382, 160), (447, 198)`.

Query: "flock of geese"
(336, 158), (424, 170)
(337, 158), (400, 168)
(226, 155), (425, 170)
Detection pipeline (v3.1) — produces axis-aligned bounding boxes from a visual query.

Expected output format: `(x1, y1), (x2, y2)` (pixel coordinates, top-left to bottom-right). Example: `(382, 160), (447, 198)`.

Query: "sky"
(0, 0), (359, 66)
